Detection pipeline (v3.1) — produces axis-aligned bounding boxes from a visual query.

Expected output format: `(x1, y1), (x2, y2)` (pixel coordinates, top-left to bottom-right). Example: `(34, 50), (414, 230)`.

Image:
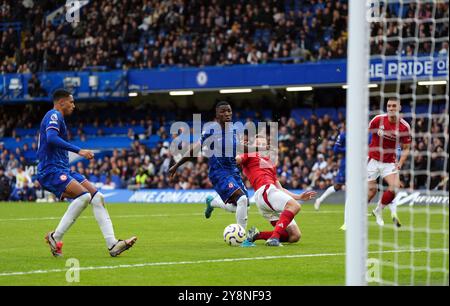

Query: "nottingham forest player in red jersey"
(367, 97), (411, 227)
(237, 134), (316, 247)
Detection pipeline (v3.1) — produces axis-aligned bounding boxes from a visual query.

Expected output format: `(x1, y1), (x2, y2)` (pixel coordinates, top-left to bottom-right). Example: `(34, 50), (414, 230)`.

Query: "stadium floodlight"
(286, 86), (313, 92)
(342, 84), (378, 89)
(418, 80), (448, 86)
(219, 88), (252, 94)
(346, 0), (369, 286)
(128, 92), (138, 97)
(169, 91), (194, 96)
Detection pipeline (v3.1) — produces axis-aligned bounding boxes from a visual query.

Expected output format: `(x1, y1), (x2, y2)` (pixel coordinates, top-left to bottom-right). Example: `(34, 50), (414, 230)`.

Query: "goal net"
(348, 0), (449, 285)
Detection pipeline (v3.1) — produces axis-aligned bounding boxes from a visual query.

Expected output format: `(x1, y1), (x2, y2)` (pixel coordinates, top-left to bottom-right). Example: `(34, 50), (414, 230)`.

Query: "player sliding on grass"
(238, 134), (316, 247)
(37, 89), (137, 257)
(169, 101), (265, 230)
(367, 97), (411, 227)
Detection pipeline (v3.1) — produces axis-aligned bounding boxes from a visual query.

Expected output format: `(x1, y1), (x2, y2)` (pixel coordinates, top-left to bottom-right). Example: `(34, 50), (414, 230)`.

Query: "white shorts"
(367, 158), (398, 181)
(253, 184), (297, 227)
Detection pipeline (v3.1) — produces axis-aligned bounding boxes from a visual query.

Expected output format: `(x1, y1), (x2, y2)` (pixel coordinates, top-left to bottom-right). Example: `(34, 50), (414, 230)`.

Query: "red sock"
(279, 230), (290, 242)
(255, 232), (273, 240)
(270, 210), (295, 239)
(381, 190), (395, 206)
(256, 230), (290, 242)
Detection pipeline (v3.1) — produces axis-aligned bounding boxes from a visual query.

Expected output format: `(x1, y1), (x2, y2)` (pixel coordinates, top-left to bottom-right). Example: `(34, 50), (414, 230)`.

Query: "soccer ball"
(223, 224), (247, 246)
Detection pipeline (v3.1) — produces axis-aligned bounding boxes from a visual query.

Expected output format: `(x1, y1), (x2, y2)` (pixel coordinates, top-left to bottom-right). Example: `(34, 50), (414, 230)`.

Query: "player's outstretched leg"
(228, 189), (249, 229)
(315, 184), (341, 211)
(204, 195), (237, 219)
(83, 181), (137, 256)
(94, 192), (138, 256)
(46, 180), (92, 257)
(389, 202), (402, 228)
(205, 195), (215, 218)
(235, 195), (249, 229)
(266, 199), (301, 247)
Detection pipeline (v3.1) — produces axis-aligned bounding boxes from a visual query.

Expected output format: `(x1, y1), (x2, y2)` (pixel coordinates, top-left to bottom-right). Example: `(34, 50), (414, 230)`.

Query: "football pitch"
(0, 202), (447, 286)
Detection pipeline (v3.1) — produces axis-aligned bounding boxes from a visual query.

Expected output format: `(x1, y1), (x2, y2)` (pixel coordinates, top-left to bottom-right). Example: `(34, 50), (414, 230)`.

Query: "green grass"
(0, 202), (447, 286)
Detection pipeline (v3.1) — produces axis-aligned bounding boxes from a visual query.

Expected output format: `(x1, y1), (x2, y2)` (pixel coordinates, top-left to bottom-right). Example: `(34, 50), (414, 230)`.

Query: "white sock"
(236, 195), (248, 229)
(91, 192), (118, 249)
(388, 201), (398, 215)
(318, 185), (337, 202)
(54, 193), (91, 242)
(211, 195), (236, 213)
(376, 200), (384, 212)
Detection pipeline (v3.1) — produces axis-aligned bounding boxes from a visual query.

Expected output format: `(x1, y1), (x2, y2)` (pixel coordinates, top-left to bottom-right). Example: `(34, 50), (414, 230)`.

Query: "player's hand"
(298, 191), (317, 201)
(78, 149), (94, 160)
(396, 163), (403, 170)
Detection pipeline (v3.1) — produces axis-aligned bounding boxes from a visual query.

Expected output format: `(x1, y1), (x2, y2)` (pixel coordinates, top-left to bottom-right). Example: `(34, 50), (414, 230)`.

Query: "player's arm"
(168, 141), (201, 178)
(46, 129), (94, 159)
(235, 155), (243, 165)
(274, 180), (317, 201)
(397, 143), (410, 170)
(333, 134), (346, 154)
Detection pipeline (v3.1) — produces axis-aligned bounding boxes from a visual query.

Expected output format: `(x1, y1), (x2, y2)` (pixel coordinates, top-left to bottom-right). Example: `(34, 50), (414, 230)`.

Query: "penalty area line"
(0, 248), (445, 277)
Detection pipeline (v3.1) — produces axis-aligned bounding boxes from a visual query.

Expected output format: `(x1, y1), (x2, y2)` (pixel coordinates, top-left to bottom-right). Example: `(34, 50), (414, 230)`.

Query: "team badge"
(60, 174), (68, 181)
(228, 182), (234, 189)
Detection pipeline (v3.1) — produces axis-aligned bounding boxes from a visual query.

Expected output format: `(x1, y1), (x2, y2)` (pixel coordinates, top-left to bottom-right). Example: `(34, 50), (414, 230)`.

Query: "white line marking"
(0, 248), (446, 277)
(0, 211), (341, 222)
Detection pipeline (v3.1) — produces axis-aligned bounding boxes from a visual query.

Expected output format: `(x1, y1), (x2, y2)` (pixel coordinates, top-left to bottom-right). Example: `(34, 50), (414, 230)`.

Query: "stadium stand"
(1, 101), (447, 201)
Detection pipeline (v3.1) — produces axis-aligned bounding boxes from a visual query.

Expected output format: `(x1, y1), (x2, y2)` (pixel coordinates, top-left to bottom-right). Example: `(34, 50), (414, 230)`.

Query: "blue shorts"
(209, 172), (248, 203)
(334, 167), (346, 185)
(37, 169), (87, 199)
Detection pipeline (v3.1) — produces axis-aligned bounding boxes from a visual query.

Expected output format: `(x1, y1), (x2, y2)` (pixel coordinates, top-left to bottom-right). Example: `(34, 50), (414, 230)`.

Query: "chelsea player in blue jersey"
(314, 124), (346, 212)
(169, 101), (266, 229)
(38, 89), (137, 257)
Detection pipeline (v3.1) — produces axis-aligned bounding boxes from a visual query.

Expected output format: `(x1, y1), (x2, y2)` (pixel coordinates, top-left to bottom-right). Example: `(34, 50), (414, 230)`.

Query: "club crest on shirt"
(228, 182), (234, 189)
(60, 174), (68, 181)
(377, 125), (384, 137)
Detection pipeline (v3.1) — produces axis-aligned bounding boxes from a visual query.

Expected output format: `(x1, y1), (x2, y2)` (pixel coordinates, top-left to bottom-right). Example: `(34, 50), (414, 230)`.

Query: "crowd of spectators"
(4, 0), (350, 73)
(2, 0), (448, 74)
(0, 103), (448, 202)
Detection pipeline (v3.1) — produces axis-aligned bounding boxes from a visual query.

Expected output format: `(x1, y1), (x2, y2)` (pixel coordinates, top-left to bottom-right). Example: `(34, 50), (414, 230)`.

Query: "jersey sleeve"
(239, 153), (249, 166)
(45, 112), (61, 133)
(400, 122), (412, 145)
(333, 133), (346, 154)
(368, 115), (380, 131)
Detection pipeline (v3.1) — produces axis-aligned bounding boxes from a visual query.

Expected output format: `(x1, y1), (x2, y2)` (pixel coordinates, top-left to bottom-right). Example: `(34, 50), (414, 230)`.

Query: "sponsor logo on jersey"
(51, 114), (58, 121)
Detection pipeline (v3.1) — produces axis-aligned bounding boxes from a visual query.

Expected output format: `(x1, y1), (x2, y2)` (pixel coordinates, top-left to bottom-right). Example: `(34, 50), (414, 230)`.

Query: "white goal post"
(346, 0), (370, 286)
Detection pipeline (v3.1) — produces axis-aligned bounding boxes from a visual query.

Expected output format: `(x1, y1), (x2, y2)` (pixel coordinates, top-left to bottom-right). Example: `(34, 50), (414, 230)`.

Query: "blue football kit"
(37, 109), (86, 199)
(333, 132), (346, 185)
(200, 122), (247, 202)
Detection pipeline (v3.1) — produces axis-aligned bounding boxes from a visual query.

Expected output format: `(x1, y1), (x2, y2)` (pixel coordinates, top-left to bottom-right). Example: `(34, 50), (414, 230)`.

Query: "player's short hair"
(387, 97), (400, 104)
(52, 89), (72, 103)
(215, 101), (231, 110)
